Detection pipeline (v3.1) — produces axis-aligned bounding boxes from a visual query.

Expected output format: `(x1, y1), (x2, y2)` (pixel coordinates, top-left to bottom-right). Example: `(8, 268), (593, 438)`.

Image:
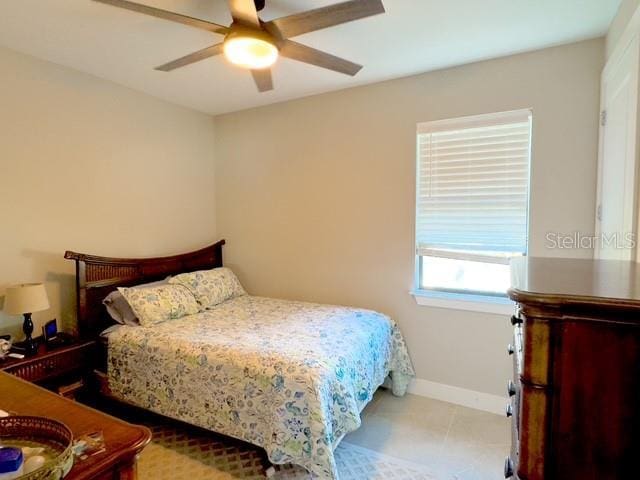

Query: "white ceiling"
(0, 0), (621, 115)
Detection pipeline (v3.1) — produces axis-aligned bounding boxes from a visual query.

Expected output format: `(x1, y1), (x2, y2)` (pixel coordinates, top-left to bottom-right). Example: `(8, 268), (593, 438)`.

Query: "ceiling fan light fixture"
(93, 0), (386, 92)
(223, 31), (278, 70)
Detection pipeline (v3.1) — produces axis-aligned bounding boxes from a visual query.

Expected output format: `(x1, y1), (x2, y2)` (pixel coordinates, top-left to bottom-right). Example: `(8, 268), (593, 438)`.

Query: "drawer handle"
(507, 380), (516, 397)
(504, 457), (514, 478)
(506, 403), (513, 417)
(507, 343), (515, 355)
(510, 315), (523, 326)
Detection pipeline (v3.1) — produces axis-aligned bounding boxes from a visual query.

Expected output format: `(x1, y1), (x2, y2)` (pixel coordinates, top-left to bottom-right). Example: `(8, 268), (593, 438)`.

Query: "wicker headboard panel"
(64, 240), (225, 338)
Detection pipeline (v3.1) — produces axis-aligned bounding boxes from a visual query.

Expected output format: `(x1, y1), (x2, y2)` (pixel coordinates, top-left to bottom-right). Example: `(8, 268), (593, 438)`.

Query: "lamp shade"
(4, 283), (50, 315)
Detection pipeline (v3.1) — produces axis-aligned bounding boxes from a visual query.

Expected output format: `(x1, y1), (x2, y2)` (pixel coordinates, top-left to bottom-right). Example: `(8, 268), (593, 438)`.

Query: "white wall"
(0, 37), (604, 398)
(0, 46), (217, 338)
(607, 0), (640, 58)
(214, 39), (604, 396)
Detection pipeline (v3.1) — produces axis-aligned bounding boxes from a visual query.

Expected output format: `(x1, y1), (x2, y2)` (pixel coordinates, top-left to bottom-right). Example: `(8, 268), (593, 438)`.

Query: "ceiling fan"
(92, 0), (385, 92)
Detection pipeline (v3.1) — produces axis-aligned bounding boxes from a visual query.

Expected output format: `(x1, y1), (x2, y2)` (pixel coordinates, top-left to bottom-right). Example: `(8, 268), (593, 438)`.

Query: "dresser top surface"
(509, 257), (640, 310)
(0, 372), (150, 480)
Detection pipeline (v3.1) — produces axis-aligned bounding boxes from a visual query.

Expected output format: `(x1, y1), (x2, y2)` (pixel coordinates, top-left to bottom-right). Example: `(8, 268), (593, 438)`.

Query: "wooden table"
(0, 372), (151, 480)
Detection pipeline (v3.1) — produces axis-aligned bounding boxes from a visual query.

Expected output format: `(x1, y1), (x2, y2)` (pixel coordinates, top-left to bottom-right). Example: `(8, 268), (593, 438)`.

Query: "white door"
(595, 35), (640, 260)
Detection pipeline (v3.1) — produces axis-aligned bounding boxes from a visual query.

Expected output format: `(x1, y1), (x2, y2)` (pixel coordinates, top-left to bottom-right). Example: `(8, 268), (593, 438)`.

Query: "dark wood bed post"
(64, 240), (225, 339)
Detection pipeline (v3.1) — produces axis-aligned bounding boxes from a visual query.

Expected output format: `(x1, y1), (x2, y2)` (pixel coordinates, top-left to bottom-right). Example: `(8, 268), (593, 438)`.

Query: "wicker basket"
(0, 416), (73, 480)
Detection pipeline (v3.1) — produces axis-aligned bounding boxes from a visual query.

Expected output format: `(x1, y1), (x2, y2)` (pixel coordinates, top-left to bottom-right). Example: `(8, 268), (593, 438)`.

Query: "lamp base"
(23, 338), (38, 356)
(21, 312), (38, 357)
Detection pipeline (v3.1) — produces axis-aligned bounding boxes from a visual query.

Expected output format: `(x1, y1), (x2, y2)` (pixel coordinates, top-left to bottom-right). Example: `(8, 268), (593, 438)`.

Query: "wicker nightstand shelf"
(0, 339), (97, 399)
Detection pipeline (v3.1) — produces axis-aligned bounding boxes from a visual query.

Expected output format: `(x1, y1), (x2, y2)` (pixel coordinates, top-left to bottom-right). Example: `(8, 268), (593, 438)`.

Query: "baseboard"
(406, 378), (507, 416)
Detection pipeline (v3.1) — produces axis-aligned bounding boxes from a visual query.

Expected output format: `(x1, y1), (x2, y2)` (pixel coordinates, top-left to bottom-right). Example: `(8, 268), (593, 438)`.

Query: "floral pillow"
(118, 284), (200, 327)
(103, 277), (170, 326)
(168, 267), (246, 309)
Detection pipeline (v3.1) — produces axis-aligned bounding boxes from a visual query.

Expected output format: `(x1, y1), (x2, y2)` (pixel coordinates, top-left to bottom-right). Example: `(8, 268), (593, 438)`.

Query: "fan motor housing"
(225, 26), (278, 48)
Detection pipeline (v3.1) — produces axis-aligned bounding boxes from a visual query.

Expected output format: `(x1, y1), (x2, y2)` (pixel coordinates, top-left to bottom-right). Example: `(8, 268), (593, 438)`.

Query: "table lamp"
(4, 283), (50, 356)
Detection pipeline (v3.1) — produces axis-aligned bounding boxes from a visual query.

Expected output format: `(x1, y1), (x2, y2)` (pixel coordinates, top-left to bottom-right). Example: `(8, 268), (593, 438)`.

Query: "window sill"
(411, 289), (515, 315)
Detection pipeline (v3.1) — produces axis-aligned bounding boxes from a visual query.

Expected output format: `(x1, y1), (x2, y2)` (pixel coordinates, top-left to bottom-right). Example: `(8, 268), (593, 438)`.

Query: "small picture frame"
(43, 319), (59, 343)
(42, 319), (73, 348)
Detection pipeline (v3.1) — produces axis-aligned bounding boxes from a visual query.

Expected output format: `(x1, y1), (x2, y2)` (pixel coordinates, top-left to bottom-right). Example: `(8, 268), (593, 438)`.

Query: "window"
(414, 110), (531, 308)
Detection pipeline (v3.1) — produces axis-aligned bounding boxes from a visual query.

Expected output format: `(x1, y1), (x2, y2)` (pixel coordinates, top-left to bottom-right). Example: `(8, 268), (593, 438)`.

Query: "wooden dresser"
(0, 372), (151, 479)
(506, 257), (640, 480)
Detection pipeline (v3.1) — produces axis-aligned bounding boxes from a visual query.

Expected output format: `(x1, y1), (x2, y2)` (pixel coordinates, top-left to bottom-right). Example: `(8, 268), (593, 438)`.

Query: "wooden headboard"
(64, 240), (225, 338)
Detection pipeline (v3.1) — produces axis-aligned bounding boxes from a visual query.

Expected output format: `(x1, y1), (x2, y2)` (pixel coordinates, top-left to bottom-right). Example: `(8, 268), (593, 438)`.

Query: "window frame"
(412, 109), (532, 314)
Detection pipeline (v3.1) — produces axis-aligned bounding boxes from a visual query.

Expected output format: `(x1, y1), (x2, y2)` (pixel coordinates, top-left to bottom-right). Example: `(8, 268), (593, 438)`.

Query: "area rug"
(137, 418), (438, 480)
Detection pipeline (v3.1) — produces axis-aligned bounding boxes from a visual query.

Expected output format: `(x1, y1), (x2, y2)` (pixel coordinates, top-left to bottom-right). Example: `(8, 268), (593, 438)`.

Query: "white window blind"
(416, 110), (531, 264)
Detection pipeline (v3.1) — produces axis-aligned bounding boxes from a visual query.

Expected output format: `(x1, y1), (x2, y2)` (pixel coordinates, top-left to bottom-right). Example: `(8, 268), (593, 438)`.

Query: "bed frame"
(64, 240), (225, 339)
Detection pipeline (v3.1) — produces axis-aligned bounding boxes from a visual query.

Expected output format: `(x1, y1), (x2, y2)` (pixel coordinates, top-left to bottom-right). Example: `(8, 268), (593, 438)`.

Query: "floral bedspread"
(107, 296), (414, 479)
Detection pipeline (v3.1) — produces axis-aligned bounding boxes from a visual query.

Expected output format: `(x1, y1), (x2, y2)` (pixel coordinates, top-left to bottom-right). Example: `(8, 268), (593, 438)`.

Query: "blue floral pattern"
(108, 295), (414, 479)
(118, 284), (200, 327)
(169, 267), (246, 308)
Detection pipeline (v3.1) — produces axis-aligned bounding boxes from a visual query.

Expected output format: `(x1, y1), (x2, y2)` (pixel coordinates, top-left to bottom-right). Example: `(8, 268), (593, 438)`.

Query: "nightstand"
(0, 339), (97, 399)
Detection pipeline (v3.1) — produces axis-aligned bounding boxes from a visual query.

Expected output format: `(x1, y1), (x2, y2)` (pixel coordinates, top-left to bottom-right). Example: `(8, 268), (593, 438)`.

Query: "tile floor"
(100, 387), (509, 479)
(345, 389), (510, 480)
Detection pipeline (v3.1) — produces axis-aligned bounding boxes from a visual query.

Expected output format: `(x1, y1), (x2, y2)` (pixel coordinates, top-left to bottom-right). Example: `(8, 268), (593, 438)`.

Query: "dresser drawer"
(507, 315), (524, 478)
(512, 324), (523, 425)
(506, 388), (520, 478)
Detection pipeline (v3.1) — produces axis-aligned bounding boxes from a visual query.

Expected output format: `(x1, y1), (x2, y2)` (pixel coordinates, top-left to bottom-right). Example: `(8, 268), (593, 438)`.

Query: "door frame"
(595, 32), (640, 260)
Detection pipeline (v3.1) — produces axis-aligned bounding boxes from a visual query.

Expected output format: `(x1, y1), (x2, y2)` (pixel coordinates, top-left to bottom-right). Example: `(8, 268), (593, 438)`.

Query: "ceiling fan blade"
(92, 0), (228, 34)
(251, 69), (273, 92)
(279, 40), (362, 76)
(266, 0), (384, 39)
(155, 43), (224, 72)
(227, 0), (261, 27)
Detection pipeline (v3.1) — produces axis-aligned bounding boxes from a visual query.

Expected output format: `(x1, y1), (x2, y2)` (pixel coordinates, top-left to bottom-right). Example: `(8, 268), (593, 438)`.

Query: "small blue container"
(0, 447), (24, 478)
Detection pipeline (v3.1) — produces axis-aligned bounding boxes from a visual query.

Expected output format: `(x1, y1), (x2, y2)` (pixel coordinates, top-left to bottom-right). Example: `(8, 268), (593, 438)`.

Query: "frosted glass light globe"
(224, 35), (278, 69)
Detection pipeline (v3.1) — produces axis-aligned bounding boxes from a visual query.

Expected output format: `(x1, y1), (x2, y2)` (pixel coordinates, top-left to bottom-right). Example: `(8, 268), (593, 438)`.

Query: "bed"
(64, 240), (414, 479)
